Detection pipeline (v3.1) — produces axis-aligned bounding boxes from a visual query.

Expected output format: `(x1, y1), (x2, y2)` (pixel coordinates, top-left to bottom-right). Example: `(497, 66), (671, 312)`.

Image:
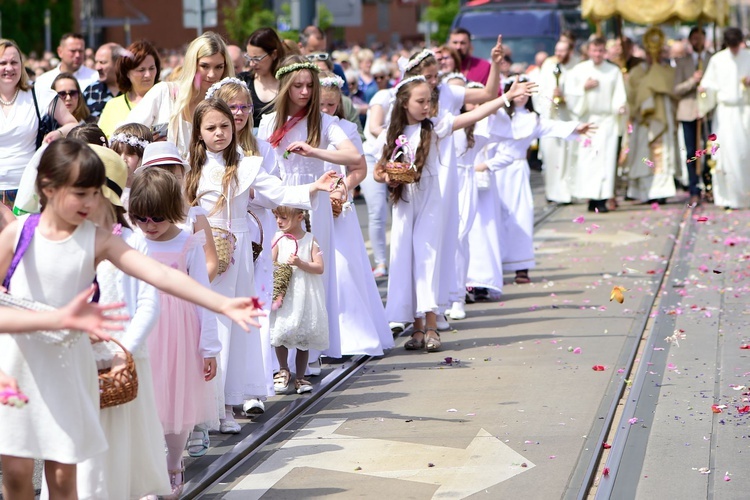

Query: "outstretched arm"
(465, 35), (503, 104)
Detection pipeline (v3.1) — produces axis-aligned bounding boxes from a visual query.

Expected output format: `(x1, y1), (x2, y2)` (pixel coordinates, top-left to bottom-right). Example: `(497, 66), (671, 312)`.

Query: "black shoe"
(473, 287), (489, 301)
(587, 200), (597, 212)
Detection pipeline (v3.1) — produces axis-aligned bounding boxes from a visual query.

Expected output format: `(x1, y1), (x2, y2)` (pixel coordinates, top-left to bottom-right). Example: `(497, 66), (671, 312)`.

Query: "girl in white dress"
(0, 139), (263, 499)
(319, 72), (394, 356)
(488, 78), (594, 284)
(257, 56), (360, 360)
(109, 123), (152, 208)
(375, 76), (525, 352)
(212, 77), (277, 415)
(77, 147), (171, 499)
(442, 77), (492, 321)
(270, 207), (328, 394)
(185, 98), (339, 433)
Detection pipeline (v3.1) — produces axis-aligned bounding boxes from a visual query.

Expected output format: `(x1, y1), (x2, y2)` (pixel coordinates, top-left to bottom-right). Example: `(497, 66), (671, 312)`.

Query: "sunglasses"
(306, 53), (330, 62)
(244, 53), (269, 64)
(229, 104), (253, 115)
(374, 75), (387, 81)
(57, 90), (79, 99)
(133, 215), (167, 224)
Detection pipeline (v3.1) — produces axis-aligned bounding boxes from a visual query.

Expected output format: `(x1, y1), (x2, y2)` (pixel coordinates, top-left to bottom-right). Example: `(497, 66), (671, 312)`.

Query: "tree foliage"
(425, 0), (460, 45)
(223, 0), (276, 45)
(0, 0), (74, 56)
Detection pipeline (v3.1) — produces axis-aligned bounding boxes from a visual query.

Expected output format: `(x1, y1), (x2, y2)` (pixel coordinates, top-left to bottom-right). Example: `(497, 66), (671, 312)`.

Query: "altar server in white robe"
(566, 37), (627, 212)
(699, 27), (750, 209)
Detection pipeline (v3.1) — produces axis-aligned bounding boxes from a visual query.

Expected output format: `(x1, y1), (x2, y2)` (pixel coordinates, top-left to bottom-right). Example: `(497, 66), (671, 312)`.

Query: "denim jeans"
(359, 155), (389, 266)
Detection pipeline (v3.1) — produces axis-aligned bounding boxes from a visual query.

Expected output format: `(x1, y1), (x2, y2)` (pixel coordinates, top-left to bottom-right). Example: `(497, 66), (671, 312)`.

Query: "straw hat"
(89, 144), (127, 208)
(136, 142), (190, 175)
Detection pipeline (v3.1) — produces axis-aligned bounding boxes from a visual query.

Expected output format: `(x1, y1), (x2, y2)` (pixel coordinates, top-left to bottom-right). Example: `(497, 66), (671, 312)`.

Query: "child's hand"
(287, 254), (302, 266)
(60, 285), (130, 341)
(0, 371), (28, 408)
(475, 163), (489, 173)
(219, 298), (266, 331)
(285, 141), (315, 158)
(490, 35), (504, 65)
(506, 79), (538, 99)
(110, 351), (128, 373)
(203, 357), (217, 381)
(576, 122), (598, 137)
(313, 171), (342, 192)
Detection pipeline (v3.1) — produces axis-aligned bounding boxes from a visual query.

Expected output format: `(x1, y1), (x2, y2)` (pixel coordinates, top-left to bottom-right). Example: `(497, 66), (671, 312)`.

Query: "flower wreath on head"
(404, 49), (434, 73)
(442, 72), (467, 84)
(275, 62), (320, 80)
(319, 75), (345, 89)
(110, 133), (149, 150)
(205, 77), (249, 100)
(394, 75), (426, 93)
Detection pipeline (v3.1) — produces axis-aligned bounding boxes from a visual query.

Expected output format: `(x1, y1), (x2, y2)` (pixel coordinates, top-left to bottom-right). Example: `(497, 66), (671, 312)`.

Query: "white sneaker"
(389, 322), (406, 333)
(219, 419), (241, 434)
(242, 398), (265, 416)
(436, 314), (451, 331)
(448, 301), (466, 320)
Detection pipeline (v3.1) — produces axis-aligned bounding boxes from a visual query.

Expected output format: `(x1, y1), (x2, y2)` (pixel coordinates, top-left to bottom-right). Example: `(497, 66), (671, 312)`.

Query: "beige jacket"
(673, 52), (713, 121)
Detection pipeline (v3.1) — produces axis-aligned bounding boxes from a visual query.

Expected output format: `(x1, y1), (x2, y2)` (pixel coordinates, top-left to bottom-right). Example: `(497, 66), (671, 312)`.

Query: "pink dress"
(145, 230), (219, 434)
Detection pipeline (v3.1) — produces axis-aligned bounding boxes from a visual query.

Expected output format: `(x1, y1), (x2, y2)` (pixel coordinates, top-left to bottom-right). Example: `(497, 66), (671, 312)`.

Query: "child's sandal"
(274, 368), (291, 393)
(404, 330), (425, 350)
(425, 328), (442, 352)
(164, 462), (185, 500)
(295, 378), (313, 394)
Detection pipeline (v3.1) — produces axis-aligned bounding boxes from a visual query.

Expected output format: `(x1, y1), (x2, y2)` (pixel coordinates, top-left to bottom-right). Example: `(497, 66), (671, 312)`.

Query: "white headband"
(442, 72), (467, 83)
(205, 77), (249, 100)
(394, 75), (427, 93)
(404, 49), (434, 73)
(319, 75), (345, 89)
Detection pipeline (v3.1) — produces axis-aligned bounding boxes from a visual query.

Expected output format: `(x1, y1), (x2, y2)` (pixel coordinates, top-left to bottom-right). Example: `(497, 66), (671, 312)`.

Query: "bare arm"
(43, 101), (79, 143)
(344, 155), (367, 190)
(465, 35), (503, 105)
(368, 104), (386, 138)
(194, 214), (218, 282)
(0, 204), (14, 234)
(288, 238), (324, 275)
(98, 229), (262, 330)
(285, 139), (361, 166)
(452, 96), (506, 131)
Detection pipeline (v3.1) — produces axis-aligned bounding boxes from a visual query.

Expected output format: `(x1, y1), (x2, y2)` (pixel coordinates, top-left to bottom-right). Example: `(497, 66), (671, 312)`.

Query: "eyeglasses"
(306, 53), (329, 62)
(133, 215), (167, 224)
(435, 56), (450, 63)
(229, 104), (253, 115)
(57, 90), (79, 99)
(374, 75), (387, 81)
(244, 53), (269, 64)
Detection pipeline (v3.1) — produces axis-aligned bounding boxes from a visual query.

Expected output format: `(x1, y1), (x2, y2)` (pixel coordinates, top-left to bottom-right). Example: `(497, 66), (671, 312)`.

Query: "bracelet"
(502, 95), (510, 107)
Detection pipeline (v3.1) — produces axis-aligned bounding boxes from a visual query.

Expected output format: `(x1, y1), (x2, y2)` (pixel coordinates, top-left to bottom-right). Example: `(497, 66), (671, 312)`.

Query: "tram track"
(565, 202), (697, 499)
(183, 200), (564, 499)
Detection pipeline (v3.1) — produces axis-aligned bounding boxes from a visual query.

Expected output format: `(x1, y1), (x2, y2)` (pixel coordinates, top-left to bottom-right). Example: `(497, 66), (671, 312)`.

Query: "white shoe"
(307, 359), (322, 377)
(436, 314), (450, 331)
(219, 419), (241, 434)
(389, 322), (406, 333)
(242, 398), (265, 416)
(448, 302), (466, 320)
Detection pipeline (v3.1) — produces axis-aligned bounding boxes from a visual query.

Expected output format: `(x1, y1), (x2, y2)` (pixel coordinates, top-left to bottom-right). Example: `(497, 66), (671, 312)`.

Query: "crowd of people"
(0, 20), (748, 499)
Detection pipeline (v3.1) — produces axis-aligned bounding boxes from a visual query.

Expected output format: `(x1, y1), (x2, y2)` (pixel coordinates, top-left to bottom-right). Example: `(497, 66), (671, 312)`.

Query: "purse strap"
(3, 214), (41, 291)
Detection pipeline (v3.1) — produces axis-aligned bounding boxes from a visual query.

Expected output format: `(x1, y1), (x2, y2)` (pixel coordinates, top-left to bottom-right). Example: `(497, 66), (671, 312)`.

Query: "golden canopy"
(582, 0), (729, 27)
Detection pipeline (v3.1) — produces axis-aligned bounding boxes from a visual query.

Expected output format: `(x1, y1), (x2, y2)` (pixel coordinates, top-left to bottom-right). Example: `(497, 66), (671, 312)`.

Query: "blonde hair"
(271, 55), (322, 148)
(171, 32), (234, 134)
(0, 39), (30, 91)
(213, 82), (260, 156)
(272, 205), (311, 233)
(318, 70), (345, 120)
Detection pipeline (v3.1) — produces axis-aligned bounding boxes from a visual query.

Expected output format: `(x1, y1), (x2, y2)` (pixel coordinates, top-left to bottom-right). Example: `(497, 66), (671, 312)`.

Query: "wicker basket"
(98, 338), (138, 409)
(272, 233), (298, 303)
(193, 191), (236, 275)
(247, 210), (264, 262)
(384, 161), (418, 184)
(384, 134), (418, 184)
(330, 178), (349, 218)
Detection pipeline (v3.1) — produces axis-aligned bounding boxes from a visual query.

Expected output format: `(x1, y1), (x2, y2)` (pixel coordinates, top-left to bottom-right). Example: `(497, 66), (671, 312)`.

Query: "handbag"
(193, 190), (237, 275)
(31, 89), (61, 148)
(98, 338), (139, 409)
(330, 177), (349, 218)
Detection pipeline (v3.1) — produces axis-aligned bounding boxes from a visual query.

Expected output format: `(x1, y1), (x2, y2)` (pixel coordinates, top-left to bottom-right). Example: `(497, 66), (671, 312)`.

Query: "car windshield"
(472, 37), (556, 66)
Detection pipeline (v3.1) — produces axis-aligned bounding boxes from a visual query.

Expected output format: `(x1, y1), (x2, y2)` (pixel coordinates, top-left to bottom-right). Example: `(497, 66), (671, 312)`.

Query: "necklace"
(0, 88), (19, 106)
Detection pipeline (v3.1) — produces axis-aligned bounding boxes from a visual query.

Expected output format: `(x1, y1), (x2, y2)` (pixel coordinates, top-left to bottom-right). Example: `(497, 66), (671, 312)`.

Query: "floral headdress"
(110, 133), (149, 150)
(205, 77), (249, 100)
(404, 49), (434, 73)
(319, 75), (345, 89)
(442, 72), (467, 83)
(394, 75), (426, 93)
(275, 62), (320, 80)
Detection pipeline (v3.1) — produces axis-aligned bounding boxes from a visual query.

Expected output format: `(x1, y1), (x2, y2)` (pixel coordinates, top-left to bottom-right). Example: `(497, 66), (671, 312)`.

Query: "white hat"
(135, 142), (190, 175)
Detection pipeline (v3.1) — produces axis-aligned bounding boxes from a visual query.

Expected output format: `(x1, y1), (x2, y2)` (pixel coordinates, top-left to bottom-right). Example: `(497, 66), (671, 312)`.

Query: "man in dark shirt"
(83, 43), (122, 120)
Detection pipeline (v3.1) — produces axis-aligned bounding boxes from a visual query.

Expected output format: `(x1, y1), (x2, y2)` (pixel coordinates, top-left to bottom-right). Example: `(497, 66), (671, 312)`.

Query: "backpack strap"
(31, 87), (42, 123)
(3, 214), (41, 291)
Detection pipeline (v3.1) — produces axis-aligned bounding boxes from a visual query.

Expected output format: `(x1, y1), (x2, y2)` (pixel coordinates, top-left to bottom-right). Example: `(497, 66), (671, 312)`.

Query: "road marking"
(223, 418), (534, 499)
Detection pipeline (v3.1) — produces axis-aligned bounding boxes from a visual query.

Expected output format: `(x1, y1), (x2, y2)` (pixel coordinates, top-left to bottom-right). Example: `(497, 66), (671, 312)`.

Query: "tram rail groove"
(567, 204), (695, 499)
(181, 202), (563, 499)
